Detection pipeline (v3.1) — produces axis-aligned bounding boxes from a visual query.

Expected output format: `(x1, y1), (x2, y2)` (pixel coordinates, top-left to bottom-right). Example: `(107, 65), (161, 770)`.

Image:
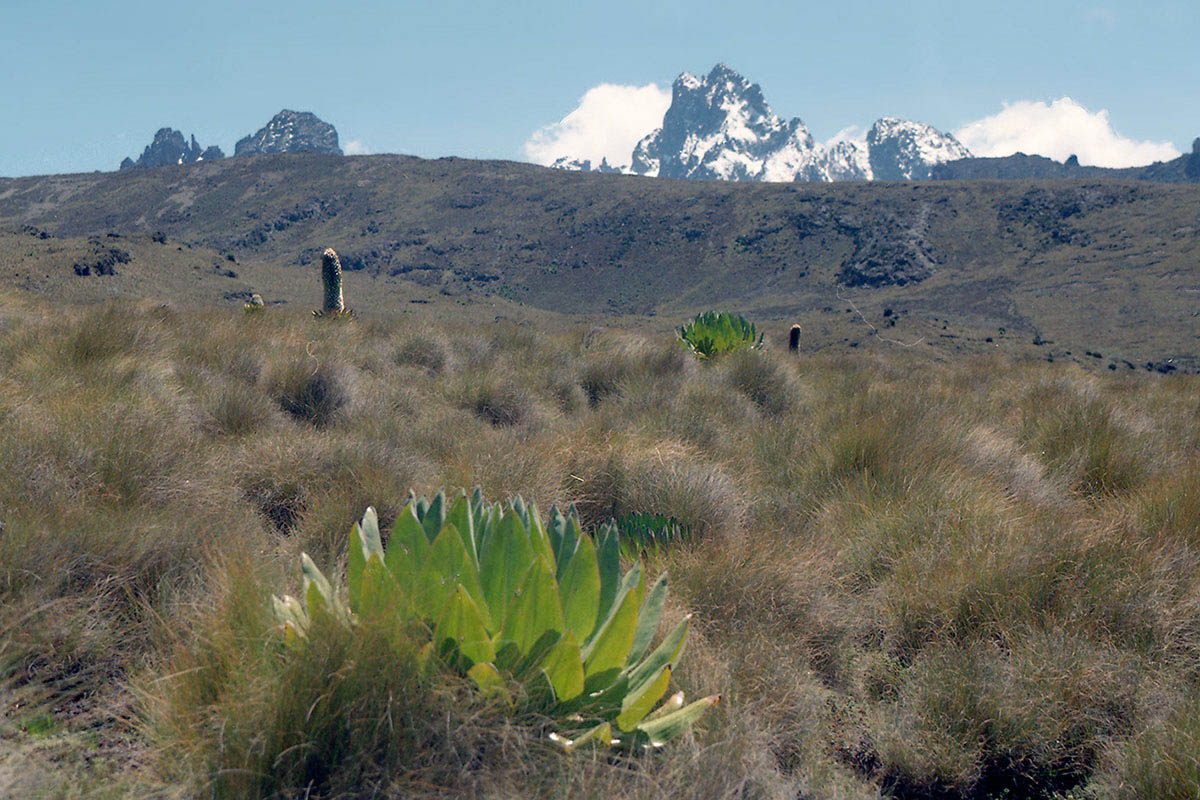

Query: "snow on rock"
(550, 156), (627, 174)
(562, 64), (968, 184)
(234, 110), (342, 157)
(866, 117), (972, 180)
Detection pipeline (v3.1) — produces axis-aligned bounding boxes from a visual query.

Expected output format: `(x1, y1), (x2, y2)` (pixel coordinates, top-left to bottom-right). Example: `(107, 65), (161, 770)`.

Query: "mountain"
(561, 64), (967, 183)
(866, 117), (971, 180)
(119, 128), (224, 170)
(2, 153), (1200, 372)
(550, 156), (626, 174)
(234, 110), (342, 157)
(932, 139), (1200, 182)
(626, 64), (872, 182)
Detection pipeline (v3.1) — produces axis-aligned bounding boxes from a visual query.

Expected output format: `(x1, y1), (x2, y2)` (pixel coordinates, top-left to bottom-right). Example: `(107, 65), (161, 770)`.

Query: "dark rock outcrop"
(120, 129), (224, 170)
(1185, 138), (1200, 181)
(234, 110), (342, 157)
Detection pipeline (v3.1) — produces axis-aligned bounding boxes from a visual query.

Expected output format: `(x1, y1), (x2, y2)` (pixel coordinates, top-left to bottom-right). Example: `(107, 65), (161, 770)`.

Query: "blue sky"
(2, 0), (1197, 176)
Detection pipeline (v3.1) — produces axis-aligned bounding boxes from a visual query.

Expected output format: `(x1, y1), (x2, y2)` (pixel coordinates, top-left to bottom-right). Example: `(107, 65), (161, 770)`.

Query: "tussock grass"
(3, 297), (1200, 797)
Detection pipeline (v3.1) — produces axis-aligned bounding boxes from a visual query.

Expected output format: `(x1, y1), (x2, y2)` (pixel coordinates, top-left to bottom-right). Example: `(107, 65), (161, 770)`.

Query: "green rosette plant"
(678, 311), (764, 358)
(272, 490), (719, 750)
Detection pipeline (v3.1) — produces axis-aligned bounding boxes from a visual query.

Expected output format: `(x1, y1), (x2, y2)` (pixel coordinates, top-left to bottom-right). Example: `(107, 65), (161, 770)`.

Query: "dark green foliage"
(678, 311), (763, 358)
(616, 511), (691, 555)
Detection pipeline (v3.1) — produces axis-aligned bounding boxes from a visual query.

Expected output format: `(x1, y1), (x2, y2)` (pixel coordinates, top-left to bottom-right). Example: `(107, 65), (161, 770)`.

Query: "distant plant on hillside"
(273, 492), (719, 750)
(615, 511), (691, 556)
(313, 247), (354, 318)
(678, 311), (763, 358)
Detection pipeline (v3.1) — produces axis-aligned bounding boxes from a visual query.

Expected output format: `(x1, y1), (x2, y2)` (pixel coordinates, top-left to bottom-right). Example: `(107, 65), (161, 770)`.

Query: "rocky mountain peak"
(631, 63), (819, 181)
(234, 110), (342, 157)
(560, 64), (969, 185)
(866, 117), (972, 180)
(119, 128), (224, 170)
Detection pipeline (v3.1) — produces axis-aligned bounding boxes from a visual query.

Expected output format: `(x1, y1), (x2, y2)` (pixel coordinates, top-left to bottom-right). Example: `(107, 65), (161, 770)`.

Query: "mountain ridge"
(561, 63), (972, 183)
(554, 63), (1195, 185)
(1, 152), (1198, 372)
(119, 110), (341, 171)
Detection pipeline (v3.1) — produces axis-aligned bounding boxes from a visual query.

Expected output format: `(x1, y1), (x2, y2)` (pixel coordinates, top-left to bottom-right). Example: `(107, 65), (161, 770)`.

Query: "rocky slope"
(3, 152), (1199, 373)
(234, 110), (342, 157)
(557, 64), (970, 183)
(932, 138), (1200, 182)
(119, 129), (224, 170)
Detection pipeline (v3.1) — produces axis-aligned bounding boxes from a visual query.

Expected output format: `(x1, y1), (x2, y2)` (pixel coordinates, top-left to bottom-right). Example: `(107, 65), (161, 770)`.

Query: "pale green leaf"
(616, 665), (671, 732)
(433, 585), (495, 667)
(558, 531), (600, 642)
(538, 629), (585, 703)
(635, 695), (720, 748)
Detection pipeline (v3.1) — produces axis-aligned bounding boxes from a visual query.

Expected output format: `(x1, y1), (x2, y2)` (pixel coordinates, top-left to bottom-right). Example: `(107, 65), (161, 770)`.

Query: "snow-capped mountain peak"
(556, 64), (969, 184)
(630, 63), (829, 182)
(867, 117), (972, 180)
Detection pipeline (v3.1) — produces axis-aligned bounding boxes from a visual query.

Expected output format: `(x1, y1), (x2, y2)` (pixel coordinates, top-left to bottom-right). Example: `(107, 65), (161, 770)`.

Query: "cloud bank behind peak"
(524, 83), (670, 169)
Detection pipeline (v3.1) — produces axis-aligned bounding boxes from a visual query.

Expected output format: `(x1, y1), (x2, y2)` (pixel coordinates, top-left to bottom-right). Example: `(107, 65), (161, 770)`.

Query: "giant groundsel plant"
(273, 490), (718, 750)
(678, 310), (764, 358)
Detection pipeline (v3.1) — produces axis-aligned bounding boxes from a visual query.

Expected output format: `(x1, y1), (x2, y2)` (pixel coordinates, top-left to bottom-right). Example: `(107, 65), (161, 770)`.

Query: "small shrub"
(678, 311), (763, 359)
(203, 382), (275, 436)
(269, 359), (350, 428)
(580, 355), (629, 407)
(459, 375), (534, 427)
(393, 334), (449, 373)
(1103, 692), (1200, 799)
(725, 349), (792, 414)
(1022, 396), (1145, 497)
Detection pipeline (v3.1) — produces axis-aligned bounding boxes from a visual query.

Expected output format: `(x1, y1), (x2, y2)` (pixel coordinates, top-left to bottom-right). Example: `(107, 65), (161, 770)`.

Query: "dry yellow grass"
(1, 295), (1199, 798)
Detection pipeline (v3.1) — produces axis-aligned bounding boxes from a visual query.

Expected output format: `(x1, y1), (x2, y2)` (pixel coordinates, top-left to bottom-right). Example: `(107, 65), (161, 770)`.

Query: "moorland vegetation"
(1, 295), (1199, 799)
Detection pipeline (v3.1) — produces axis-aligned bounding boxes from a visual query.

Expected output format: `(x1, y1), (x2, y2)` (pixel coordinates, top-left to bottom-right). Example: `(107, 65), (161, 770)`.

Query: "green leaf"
(550, 721), (614, 752)
(635, 694), (721, 748)
(595, 523), (621, 624)
(616, 665), (671, 731)
(272, 594), (309, 641)
(629, 572), (669, 663)
(467, 661), (510, 703)
(626, 615), (689, 691)
(496, 555), (565, 673)
(479, 510), (534, 630)
(538, 629), (585, 703)
(582, 563), (642, 685)
(547, 506), (567, 567)
(426, 523), (490, 628)
(347, 521), (366, 611)
(433, 585), (495, 668)
(301, 553), (334, 615)
(385, 505), (430, 589)
(359, 506), (384, 558)
(421, 491), (446, 543)
(526, 501), (557, 572)
(356, 554), (394, 618)
(558, 531), (600, 642)
(643, 690), (683, 722)
(445, 494), (477, 565)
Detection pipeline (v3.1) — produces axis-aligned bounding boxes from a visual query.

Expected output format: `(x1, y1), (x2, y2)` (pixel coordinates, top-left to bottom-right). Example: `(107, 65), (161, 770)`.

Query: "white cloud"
(524, 83), (671, 168)
(954, 98), (1180, 168)
(825, 125), (867, 148)
(344, 140), (370, 156)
